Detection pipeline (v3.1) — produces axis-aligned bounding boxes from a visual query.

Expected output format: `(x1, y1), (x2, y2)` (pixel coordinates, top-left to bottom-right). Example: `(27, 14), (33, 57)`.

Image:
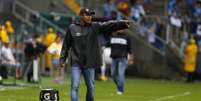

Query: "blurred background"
(0, 0), (201, 101)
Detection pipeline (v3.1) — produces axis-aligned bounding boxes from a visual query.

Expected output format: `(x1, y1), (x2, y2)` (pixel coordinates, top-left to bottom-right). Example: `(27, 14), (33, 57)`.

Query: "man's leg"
(71, 66), (81, 101)
(101, 62), (107, 81)
(111, 59), (118, 87)
(95, 67), (101, 80)
(83, 68), (95, 101)
(117, 58), (127, 93)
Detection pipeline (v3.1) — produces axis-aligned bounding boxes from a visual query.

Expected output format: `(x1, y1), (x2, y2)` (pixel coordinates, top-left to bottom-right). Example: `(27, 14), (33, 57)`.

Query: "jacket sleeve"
(60, 28), (72, 64)
(127, 36), (132, 54)
(98, 21), (129, 34)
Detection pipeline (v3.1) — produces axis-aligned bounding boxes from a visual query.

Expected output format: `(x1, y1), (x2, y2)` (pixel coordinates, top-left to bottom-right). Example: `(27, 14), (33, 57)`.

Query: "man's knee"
(86, 82), (94, 91)
(71, 84), (79, 91)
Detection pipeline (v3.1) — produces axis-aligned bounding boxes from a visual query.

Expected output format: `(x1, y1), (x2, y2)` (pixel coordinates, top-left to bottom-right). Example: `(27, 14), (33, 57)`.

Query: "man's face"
(80, 14), (92, 24)
(56, 36), (61, 43)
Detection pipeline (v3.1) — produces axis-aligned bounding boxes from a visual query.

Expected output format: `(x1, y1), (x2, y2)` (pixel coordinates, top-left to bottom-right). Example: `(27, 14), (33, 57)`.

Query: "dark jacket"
(60, 21), (129, 68)
(24, 41), (46, 60)
(110, 32), (132, 58)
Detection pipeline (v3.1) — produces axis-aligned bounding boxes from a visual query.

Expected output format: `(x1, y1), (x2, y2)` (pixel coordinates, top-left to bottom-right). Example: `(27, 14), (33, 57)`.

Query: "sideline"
(0, 86), (25, 92)
(0, 82), (40, 92)
(149, 92), (191, 101)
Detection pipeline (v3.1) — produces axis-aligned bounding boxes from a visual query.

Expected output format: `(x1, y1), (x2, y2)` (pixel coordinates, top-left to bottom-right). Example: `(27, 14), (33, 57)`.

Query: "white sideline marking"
(0, 87), (25, 91)
(0, 88), (5, 91)
(0, 86), (26, 92)
(149, 92), (191, 101)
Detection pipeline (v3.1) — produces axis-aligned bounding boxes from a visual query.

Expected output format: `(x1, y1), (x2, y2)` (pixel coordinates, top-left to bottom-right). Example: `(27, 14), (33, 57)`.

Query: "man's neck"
(80, 20), (91, 26)
(80, 20), (86, 25)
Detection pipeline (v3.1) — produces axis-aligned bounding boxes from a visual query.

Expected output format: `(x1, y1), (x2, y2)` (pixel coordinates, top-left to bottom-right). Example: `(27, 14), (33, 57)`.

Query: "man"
(184, 38), (198, 82)
(24, 35), (46, 82)
(48, 34), (64, 84)
(59, 8), (130, 101)
(0, 41), (21, 78)
(45, 27), (57, 74)
(110, 30), (133, 95)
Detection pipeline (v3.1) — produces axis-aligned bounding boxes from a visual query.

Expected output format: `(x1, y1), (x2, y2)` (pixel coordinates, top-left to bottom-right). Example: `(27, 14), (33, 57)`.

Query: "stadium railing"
(12, 0), (66, 35)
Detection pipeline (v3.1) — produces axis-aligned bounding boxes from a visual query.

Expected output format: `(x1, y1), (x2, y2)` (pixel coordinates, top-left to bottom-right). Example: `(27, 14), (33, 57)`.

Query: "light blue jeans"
(111, 58), (128, 92)
(71, 65), (95, 101)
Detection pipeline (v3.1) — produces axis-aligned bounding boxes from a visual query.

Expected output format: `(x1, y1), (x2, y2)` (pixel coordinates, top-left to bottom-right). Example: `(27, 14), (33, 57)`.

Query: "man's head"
(3, 40), (10, 48)
(48, 27), (54, 33)
(79, 8), (95, 24)
(55, 34), (62, 43)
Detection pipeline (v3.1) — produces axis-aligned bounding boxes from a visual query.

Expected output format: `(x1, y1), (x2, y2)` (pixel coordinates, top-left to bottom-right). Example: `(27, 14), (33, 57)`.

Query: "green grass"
(0, 76), (201, 101)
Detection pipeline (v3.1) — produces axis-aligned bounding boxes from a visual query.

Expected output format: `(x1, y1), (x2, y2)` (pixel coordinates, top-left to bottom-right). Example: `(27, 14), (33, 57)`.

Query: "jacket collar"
(74, 20), (91, 26)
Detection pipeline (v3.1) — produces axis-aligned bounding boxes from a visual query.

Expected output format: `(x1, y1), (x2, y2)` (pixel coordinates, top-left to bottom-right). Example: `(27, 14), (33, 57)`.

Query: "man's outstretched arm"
(98, 20), (130, 34)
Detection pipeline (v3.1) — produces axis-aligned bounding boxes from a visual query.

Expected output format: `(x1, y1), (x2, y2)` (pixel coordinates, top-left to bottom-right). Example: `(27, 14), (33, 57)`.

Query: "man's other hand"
(124, 20), (131, 28)
(59, 60), (65, 68)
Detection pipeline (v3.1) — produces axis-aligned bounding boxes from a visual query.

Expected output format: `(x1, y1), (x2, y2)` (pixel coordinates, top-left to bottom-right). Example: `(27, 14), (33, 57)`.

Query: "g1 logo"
(40, 89), (59, 101)
(44, 93), (50, 100)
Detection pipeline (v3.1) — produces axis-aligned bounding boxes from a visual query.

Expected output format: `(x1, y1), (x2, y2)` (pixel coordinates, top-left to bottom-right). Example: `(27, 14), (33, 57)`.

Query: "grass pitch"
(0, 76), (201, 101)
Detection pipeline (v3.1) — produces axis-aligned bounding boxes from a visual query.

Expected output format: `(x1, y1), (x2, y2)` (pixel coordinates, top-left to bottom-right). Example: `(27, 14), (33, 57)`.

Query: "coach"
(59, 8), (130, 101)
